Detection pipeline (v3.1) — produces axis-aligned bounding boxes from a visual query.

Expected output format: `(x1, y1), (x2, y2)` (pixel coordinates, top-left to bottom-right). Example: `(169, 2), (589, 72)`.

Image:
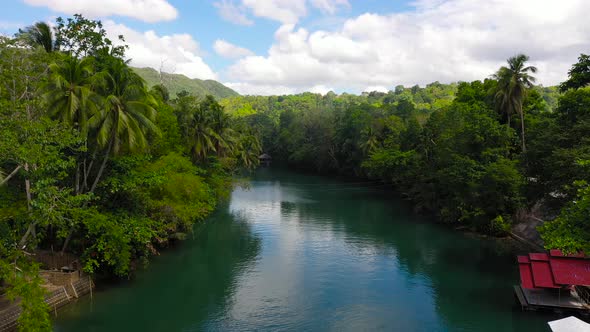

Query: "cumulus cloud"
(103, 21), (217, 80)
(309, 0), (350, 14)
(214, 0), (254, 26)
(23, 0), (177, 23)
(214, 40), (255, 59)
(225, 0), (590, 95)
(309, 84), (334, 95)
(242, 0), (307, 24)
(364, 86), (389, 93)
(218, 0), (349, 25)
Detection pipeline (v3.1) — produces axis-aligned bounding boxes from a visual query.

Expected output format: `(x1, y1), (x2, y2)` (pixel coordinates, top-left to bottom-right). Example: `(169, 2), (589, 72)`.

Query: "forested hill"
(133, 67), (239, 99)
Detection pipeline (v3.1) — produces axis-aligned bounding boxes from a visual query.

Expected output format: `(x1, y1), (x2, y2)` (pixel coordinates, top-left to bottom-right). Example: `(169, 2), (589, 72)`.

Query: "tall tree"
(54, 14), (126, 58)
(88, 59), (158, 193)
(44, 55), (97, 135)
(493, 54), (537, 153)
(17, 21), (56, 53)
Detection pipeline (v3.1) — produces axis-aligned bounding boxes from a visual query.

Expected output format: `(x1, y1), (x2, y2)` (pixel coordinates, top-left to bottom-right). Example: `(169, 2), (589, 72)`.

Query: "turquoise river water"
(53, 168), (562, 331)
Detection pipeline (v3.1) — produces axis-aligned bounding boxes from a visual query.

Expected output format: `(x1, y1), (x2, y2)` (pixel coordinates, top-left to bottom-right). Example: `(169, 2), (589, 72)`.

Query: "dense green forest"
(220, 57), (588, 250)
(1, 14), (590, 332)
(0, 15), (261, 330)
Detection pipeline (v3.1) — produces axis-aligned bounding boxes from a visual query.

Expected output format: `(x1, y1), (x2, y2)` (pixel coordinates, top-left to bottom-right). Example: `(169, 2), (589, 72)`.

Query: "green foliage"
(493, 54), (537, 152)
(559, 54), (590, 92)
(16, 22), (56, 53)
(0, 15), (250, 330)
(54, 14), (126, 58)
(540, 181), (590, 253)
(0, 254), (50, 332)
(90, 58), (159, 154)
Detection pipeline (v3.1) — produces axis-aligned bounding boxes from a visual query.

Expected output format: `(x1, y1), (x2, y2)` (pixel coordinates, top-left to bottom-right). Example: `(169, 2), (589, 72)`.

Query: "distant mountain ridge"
(133, 67), (239, 100)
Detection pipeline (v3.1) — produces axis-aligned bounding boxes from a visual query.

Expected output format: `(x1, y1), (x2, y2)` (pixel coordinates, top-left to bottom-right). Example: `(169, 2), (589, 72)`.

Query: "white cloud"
(214, 0), (254, 26)
(23, 0), (177, 23)
(309, 0), (350, 14)
(309, 85), (333, 95)
(364, 86), (389, 93)
(242, 0), (307, 24)
(214, 40), (255, 59)
(216, 0), (350, 26)
(103, 21), (217, 80)
(225, 0), (590, 95)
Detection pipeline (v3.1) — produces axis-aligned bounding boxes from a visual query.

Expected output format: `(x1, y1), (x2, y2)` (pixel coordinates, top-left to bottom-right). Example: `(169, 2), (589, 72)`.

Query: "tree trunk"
(19, 163), (37, 248)
(83, 144), (98, 193)
(0, 165), (22, 186)
(18, 221), (38, 249)
(89, 137), (113, 194)
(75, 163), (81, 194)
(519, 109), (526, 153)
(24, 163), (32, 211)
(60, 230), (73, 255)
(62, 140), (114, 254)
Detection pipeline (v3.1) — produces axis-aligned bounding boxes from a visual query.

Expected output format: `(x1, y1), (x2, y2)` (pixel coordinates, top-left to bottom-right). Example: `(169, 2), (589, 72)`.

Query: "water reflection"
(55, 168), (557, 332)
(54, 209), (262, 332)
(216, 168), (554, 331)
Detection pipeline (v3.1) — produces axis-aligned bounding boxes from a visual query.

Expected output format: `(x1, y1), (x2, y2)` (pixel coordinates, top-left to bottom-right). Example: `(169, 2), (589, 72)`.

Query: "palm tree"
(203, 95), (236, 156)
(188, 108), (218, 161)
(44, 55), (98, 135)
(235, 134), (262, 170)
(360, 126), (380, 155)
(88, 59), (159, 192)
(493, 54), (537, 153)
(18, 21), (56, 53)
(187, 95), (237, 162)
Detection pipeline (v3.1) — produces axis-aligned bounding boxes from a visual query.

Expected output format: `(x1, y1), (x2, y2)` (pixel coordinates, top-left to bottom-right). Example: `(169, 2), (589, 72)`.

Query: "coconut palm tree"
(203, 95), (236, 156)
(187, 107), (218, 162)
(493, 54), (537, 153)
(360, 126), (380, 155)
(18, 21), (56, 53)
(88, 59), (159, 192)
(235, 134), (262, 170)
(44, 55), (98, 135)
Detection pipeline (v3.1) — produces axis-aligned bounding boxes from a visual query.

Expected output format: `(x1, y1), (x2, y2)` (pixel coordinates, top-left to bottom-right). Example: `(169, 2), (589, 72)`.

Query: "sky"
(1, 0), (589, 95)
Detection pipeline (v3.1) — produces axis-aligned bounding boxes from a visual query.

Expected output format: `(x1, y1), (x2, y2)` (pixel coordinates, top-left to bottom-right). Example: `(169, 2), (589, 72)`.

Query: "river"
(53, 168), (558, 331)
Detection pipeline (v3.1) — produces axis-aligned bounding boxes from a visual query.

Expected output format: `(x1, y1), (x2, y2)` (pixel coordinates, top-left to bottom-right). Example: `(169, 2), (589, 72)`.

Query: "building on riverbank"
(515, 250), (590, 314)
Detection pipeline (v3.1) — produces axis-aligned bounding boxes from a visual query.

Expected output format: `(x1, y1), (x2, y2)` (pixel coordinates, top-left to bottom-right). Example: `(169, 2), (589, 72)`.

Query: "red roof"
(518, 256), (535, 289)
(530, 260), (560, 288)
(550, 257), (590, 286)
(517, 252), (590, 288)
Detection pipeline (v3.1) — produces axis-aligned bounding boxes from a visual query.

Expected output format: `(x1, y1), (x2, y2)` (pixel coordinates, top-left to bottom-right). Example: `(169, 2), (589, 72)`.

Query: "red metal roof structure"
(518, 256), (535, 289)
(518, 252), (590, 289)
(550, 258), (590, 286)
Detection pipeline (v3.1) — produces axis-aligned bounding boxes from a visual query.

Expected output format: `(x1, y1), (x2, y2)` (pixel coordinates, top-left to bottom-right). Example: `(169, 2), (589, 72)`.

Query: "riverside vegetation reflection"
(55, 169), (558, 331)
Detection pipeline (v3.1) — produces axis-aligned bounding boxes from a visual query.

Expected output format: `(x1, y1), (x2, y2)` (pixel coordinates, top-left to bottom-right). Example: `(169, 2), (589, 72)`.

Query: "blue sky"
(2, 1), (589, 95)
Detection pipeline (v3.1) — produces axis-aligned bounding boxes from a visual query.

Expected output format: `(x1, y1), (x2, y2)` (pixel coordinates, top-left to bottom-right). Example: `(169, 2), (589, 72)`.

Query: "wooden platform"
(514, 285), (589, 313)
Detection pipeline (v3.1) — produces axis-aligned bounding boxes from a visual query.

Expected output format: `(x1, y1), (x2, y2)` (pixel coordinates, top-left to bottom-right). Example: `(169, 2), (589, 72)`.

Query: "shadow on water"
(53, 207), (262, 332)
